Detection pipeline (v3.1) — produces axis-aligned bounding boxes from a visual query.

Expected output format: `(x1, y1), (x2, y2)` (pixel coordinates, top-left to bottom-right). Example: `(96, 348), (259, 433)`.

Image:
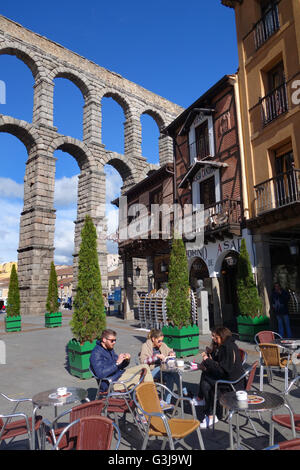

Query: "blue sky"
(0, 0), (238, 264)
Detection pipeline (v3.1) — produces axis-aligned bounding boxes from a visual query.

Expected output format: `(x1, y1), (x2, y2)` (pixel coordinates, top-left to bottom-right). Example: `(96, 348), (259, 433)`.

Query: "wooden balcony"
(254, 169), (300, 216)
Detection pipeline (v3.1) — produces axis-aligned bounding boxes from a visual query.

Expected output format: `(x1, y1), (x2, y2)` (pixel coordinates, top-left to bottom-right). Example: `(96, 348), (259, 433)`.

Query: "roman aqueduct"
(0, 15), (183, 316)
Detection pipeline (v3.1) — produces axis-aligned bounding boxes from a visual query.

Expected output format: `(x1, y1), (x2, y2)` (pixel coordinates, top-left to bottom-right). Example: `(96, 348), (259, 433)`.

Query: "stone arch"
(49, 66), (93, 101)
(104, 153), (136, 188)
(214, 249), (239, 277)
(0, 116), (39, 152)
(0, 43), (42, 80)
(47, 136), (94, 170)
(100, 89), (132, 118)
(140, 108), (166, 131)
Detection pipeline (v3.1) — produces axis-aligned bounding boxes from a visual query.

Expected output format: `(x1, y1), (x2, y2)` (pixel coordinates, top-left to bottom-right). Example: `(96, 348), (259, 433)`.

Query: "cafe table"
(220, 390), (296, 450)
(31, 386), (88, 450)
(160, 360), (200, 417)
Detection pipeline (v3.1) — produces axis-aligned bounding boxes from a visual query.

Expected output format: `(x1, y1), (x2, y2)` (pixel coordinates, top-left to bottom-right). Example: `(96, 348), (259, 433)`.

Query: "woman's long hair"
(213, 326), (232, 344)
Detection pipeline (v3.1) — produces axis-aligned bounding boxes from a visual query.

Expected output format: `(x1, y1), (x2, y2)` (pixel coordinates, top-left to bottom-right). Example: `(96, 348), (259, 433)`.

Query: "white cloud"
(0, 177), (23, 199)
(104, 166), (122, 204)
(0, 198), (22, 262)
(54, 175), (78, 208)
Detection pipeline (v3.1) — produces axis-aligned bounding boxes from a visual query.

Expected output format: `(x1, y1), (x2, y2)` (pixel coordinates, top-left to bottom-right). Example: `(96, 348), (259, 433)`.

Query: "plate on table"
(247, 394), (265, 405)
(48, 391), (72, 400)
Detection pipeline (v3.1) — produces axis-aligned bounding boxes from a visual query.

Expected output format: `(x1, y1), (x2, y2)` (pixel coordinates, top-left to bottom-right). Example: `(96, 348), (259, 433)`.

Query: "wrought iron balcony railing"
(254, 168), (300, 215)
(189, 138), (210, 161)
(260, 82), (288, 126)
(203, 199), (241, 232)
(254, 2), (280, 50)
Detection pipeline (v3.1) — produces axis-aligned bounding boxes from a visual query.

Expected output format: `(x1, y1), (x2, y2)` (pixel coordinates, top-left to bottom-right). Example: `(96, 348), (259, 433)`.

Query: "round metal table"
(220, 390), (295, 450)
(160, 362), (200, 417)
(31, 386), (88, 450)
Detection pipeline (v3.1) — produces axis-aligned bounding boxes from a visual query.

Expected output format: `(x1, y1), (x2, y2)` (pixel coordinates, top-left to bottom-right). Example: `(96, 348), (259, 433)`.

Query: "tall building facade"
(222, 0), (300, 329)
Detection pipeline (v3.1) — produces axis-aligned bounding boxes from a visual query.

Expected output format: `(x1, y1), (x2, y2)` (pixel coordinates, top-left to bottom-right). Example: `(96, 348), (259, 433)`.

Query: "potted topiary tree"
(236, 238), (269, 341)
(163, 237), (199, 357)
(5, 264), (21, 332)
(45, 261), (62, 328)
(68, 215), (106, 379)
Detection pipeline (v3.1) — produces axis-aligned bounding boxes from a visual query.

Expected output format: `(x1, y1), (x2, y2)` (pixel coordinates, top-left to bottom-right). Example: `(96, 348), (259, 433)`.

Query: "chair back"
(255, 331), (280, 344)
(135, 382), (162, 429)
(68, 400), (106, 440)
(259, 343), (281, 367)
(245, 361), (258, 391)
(76, 416), (114, 450)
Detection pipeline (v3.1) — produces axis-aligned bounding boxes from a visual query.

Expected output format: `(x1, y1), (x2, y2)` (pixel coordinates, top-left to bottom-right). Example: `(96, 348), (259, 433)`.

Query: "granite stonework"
(0, 15), (183, 315)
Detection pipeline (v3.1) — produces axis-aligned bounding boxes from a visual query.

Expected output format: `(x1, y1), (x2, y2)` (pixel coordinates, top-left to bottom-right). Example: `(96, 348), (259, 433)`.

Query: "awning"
(179, 160), (228, 188)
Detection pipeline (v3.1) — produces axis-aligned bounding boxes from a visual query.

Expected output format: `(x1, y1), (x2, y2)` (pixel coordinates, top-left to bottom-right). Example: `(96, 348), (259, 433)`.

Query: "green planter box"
(45, 311), (62, 328)
(5, 315), (21, 332)
(67, 338), (97, 379)
(162, 324), (199, 358)
(237, 315), (270, 342)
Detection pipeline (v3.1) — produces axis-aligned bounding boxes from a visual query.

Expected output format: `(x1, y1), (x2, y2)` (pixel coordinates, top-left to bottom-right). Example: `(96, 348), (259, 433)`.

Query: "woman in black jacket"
(197, 327), (245, 429)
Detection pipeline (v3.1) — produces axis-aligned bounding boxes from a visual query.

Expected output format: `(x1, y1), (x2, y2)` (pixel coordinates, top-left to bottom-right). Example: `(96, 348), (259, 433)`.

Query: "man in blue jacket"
(90, 329), (152, 392)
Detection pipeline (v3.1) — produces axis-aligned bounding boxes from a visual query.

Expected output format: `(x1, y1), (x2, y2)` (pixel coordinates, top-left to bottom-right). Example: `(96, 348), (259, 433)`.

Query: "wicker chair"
(52, 416), (120, 450)
(254, 331), (282, 344)
(44, 399), (107, 450)
(238, 348), (248, 366)
(257, 343), (293, 391)
(264, 438), (300, 450)
(133, 382), (204, 450)
(0, 393), (42, 450)
(90, 367), (148, 430)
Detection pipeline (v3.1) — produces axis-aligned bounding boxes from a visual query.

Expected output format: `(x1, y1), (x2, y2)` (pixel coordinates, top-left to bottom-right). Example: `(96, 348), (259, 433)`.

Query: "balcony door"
(275, 150), (296, 206)
(195, 121), (210, 160)
(200, 176), (216, 210)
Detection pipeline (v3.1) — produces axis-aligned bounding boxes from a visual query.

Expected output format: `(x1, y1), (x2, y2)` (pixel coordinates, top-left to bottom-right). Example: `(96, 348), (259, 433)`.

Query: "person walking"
(271, 282), (292, 338)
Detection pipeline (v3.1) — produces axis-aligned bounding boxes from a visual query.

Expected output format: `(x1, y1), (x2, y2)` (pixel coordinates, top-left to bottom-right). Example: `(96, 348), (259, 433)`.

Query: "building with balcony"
(222, 0), (300, 326)
(164, 74), (253, 329)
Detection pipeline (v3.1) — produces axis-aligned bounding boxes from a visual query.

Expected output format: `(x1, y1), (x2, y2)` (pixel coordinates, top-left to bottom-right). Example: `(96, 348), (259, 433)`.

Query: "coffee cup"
(236, 390), (247, 401)
(176, 359), (184, 368)
(57, 387), (67, 396)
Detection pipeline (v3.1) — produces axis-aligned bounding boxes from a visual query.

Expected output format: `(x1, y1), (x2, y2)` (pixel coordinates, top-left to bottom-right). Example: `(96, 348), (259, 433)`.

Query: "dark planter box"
(237, 315), (270, 342)
(45, 311), (62, 328)
(162, 324), (199, 358)
(5, 315), (21, 332)
(67, 338), (97, 379)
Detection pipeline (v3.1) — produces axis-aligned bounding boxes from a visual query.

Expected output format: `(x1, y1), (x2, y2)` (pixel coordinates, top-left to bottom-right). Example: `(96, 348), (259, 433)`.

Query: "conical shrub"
(236, 238), (263, 318)
(6, 264), (20, 318)
(46, 261), (59, 313)
(166, 237), (191, 328)
(70, 215), (106, 344)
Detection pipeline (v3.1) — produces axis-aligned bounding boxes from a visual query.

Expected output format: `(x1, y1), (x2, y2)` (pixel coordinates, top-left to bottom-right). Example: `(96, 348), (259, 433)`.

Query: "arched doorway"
(219, 250), (239, 331)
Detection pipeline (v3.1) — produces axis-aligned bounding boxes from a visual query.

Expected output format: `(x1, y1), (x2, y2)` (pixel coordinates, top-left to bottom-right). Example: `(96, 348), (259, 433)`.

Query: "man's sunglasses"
(106, 338), (116, 343)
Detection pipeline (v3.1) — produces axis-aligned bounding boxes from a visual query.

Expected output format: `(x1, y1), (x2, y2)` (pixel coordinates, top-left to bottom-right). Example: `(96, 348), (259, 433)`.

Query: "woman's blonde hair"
(147, 328), (163, 340)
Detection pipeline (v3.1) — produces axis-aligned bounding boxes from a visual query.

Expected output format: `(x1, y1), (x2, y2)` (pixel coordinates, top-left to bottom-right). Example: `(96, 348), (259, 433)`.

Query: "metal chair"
(257, 343), (293, 391)
(238, 348), (248, 366)
(212, 361), (259, 432)
(0, 393), (43, 450)
(270, 375), (300, 443)
(90, 366), (148, 430)
(52, 416), (121, 450)
(133, 382), (205, 450)
(264, 438), (300, 450)
(43, 399), (107, 450)
(254, 331), (282, 345)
